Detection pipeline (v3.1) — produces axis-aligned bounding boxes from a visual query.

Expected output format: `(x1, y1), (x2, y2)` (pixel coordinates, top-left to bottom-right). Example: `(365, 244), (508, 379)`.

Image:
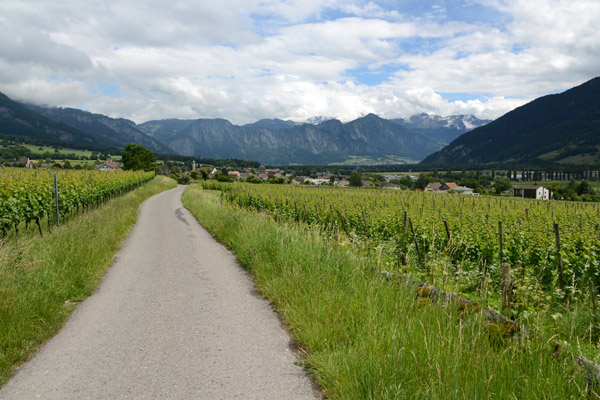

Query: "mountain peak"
(305, 116), (336, 125)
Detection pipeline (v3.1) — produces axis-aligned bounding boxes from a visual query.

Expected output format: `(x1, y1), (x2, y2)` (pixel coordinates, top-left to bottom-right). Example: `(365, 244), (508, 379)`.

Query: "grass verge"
(0, 176), (177, 386)
(182, 185), (592, 399)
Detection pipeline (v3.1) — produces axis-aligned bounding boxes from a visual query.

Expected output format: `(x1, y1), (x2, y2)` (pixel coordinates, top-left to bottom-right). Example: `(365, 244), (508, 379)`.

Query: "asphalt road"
(0, 185), (318, 399)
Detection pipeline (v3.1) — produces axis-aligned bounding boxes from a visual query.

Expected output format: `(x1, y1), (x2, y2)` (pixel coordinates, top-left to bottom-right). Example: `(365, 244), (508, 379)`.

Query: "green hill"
(422, 77), (600, 166)
(0, 92), (112, 149)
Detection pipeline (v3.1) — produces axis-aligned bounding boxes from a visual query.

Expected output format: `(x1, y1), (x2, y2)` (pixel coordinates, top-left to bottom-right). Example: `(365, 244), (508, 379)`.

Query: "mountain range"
(24, 104), (173, 154)
(422, 76), (600, 165)
(11, 76), (600, 167)
(137, 113), (489, 165)
(0, 92), (111, 150)
(0, 89), (490, 165)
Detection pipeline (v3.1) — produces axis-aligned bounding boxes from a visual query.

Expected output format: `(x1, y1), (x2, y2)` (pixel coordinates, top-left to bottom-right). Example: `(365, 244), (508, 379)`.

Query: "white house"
(513, 185), (552, 200)
(452, 186), (475, 195)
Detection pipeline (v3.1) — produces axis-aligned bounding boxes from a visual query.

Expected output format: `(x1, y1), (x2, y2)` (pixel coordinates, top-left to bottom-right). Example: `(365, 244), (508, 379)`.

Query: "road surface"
(0, 185), (318, 399)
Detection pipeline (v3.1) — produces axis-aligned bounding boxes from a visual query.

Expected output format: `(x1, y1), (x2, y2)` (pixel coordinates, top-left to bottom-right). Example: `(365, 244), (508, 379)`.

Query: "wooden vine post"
(554, 222), (564, 291)
(362, 210), (369, 239)
(54, 174), (60, 228)
(501, 262), (512, 316)
(337, 210), (349, 236)
(409, 217), (424, 271)
(591, 281), (598, 319)
(498, 220), (503, 266)
(443, 220), (457, 269)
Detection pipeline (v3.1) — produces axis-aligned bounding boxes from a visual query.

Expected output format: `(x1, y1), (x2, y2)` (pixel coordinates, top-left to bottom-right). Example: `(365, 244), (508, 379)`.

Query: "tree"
(199, 168), (210, 181)
(416, 173), (433, 190)
(349, 172), (362, 187)
(577, 180), (591, 196)
(122, 144), (156, 171)
(494, 178), (512, 194)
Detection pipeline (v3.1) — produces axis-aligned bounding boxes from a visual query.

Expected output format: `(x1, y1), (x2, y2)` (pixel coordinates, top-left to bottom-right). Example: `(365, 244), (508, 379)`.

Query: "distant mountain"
(0, 92), (113, 149)
(137, 119), (193, 142)
(26, 105), (174, 154)
(242, 119), (297, 130)
(155, 113), (444, 165)
(305, 116), (336, 125)
(390, 113), (490, 144)
(422, 77), (600, 165)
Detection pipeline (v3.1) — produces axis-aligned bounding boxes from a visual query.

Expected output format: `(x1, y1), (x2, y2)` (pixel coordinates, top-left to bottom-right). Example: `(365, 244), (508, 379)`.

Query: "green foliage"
(206, 181), (600, 361)
(246, 175), (262, 184)
(216, 174), (233, 182)
(0, 168), (154, 236)
(495, 177), (512, 194)
(349, 171), (362, 187)
(416, 173), (433, 189)
(199, 168), (210, 181)
(121, 144), (156, 171)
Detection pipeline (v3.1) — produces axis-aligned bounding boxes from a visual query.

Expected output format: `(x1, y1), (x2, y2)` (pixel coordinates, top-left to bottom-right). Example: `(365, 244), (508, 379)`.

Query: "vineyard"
(0, 167), (155, 236)
(205, 181), (600, 358)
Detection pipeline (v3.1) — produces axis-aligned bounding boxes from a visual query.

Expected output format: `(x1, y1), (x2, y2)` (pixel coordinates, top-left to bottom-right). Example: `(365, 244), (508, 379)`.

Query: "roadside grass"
(0, 175), (177, 386)
(182, 185), (591, 399)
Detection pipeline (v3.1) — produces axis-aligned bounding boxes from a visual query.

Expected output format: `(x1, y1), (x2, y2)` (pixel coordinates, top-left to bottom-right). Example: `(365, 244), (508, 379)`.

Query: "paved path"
(0, 186), (317, 399)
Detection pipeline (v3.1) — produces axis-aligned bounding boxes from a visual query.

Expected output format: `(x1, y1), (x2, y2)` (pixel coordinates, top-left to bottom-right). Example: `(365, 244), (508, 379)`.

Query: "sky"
(0, 0), (598, 125)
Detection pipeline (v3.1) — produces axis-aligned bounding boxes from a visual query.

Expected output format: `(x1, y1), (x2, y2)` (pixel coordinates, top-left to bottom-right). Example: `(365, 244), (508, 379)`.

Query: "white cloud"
(0, 0), (597, 125)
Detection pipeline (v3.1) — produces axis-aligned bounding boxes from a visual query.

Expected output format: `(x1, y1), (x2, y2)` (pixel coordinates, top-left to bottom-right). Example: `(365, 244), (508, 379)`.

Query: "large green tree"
(349, 172), (362, 187)
(122, 144), (156, 171)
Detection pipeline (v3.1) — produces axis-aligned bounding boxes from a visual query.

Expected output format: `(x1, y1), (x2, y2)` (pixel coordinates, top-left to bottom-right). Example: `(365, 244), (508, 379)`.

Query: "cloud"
(0, 29), (92, 72)
(0, 0), (597, 125)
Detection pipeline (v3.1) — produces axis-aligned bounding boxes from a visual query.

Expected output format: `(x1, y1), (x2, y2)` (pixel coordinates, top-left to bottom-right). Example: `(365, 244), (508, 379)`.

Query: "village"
(8, 154), (600, 201)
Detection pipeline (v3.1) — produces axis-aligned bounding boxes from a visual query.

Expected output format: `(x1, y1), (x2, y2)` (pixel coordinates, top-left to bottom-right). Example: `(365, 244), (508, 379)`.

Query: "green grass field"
(330, 155), (419, 166)
(16, 144), (122, 162)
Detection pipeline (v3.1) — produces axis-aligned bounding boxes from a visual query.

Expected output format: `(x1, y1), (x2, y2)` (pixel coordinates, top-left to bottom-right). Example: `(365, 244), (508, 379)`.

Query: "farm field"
(19, 144), (95, 158)
(206, 181), (600, 363)
(184, 184), (593, 398)
(0, 167), (154, 237)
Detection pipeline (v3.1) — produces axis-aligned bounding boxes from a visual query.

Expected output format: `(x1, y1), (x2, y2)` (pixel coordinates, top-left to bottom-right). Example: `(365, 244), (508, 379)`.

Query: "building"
(441, 182), (458, 190)
(451, 186), (475, 195)
(424, 182), (443, 192)
(96, 156), (121, 171)
(18, 157), (32, 168)
(513, 185), (552, 200)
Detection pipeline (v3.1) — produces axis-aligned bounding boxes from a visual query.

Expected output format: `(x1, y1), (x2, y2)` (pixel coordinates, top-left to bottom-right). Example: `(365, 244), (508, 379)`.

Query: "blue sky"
(0, 0), (598, 124)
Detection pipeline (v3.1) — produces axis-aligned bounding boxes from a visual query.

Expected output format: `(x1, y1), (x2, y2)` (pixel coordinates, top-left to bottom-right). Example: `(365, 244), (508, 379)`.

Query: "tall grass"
(183, 185), (591, 399)
(0, 176), (177, 385)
